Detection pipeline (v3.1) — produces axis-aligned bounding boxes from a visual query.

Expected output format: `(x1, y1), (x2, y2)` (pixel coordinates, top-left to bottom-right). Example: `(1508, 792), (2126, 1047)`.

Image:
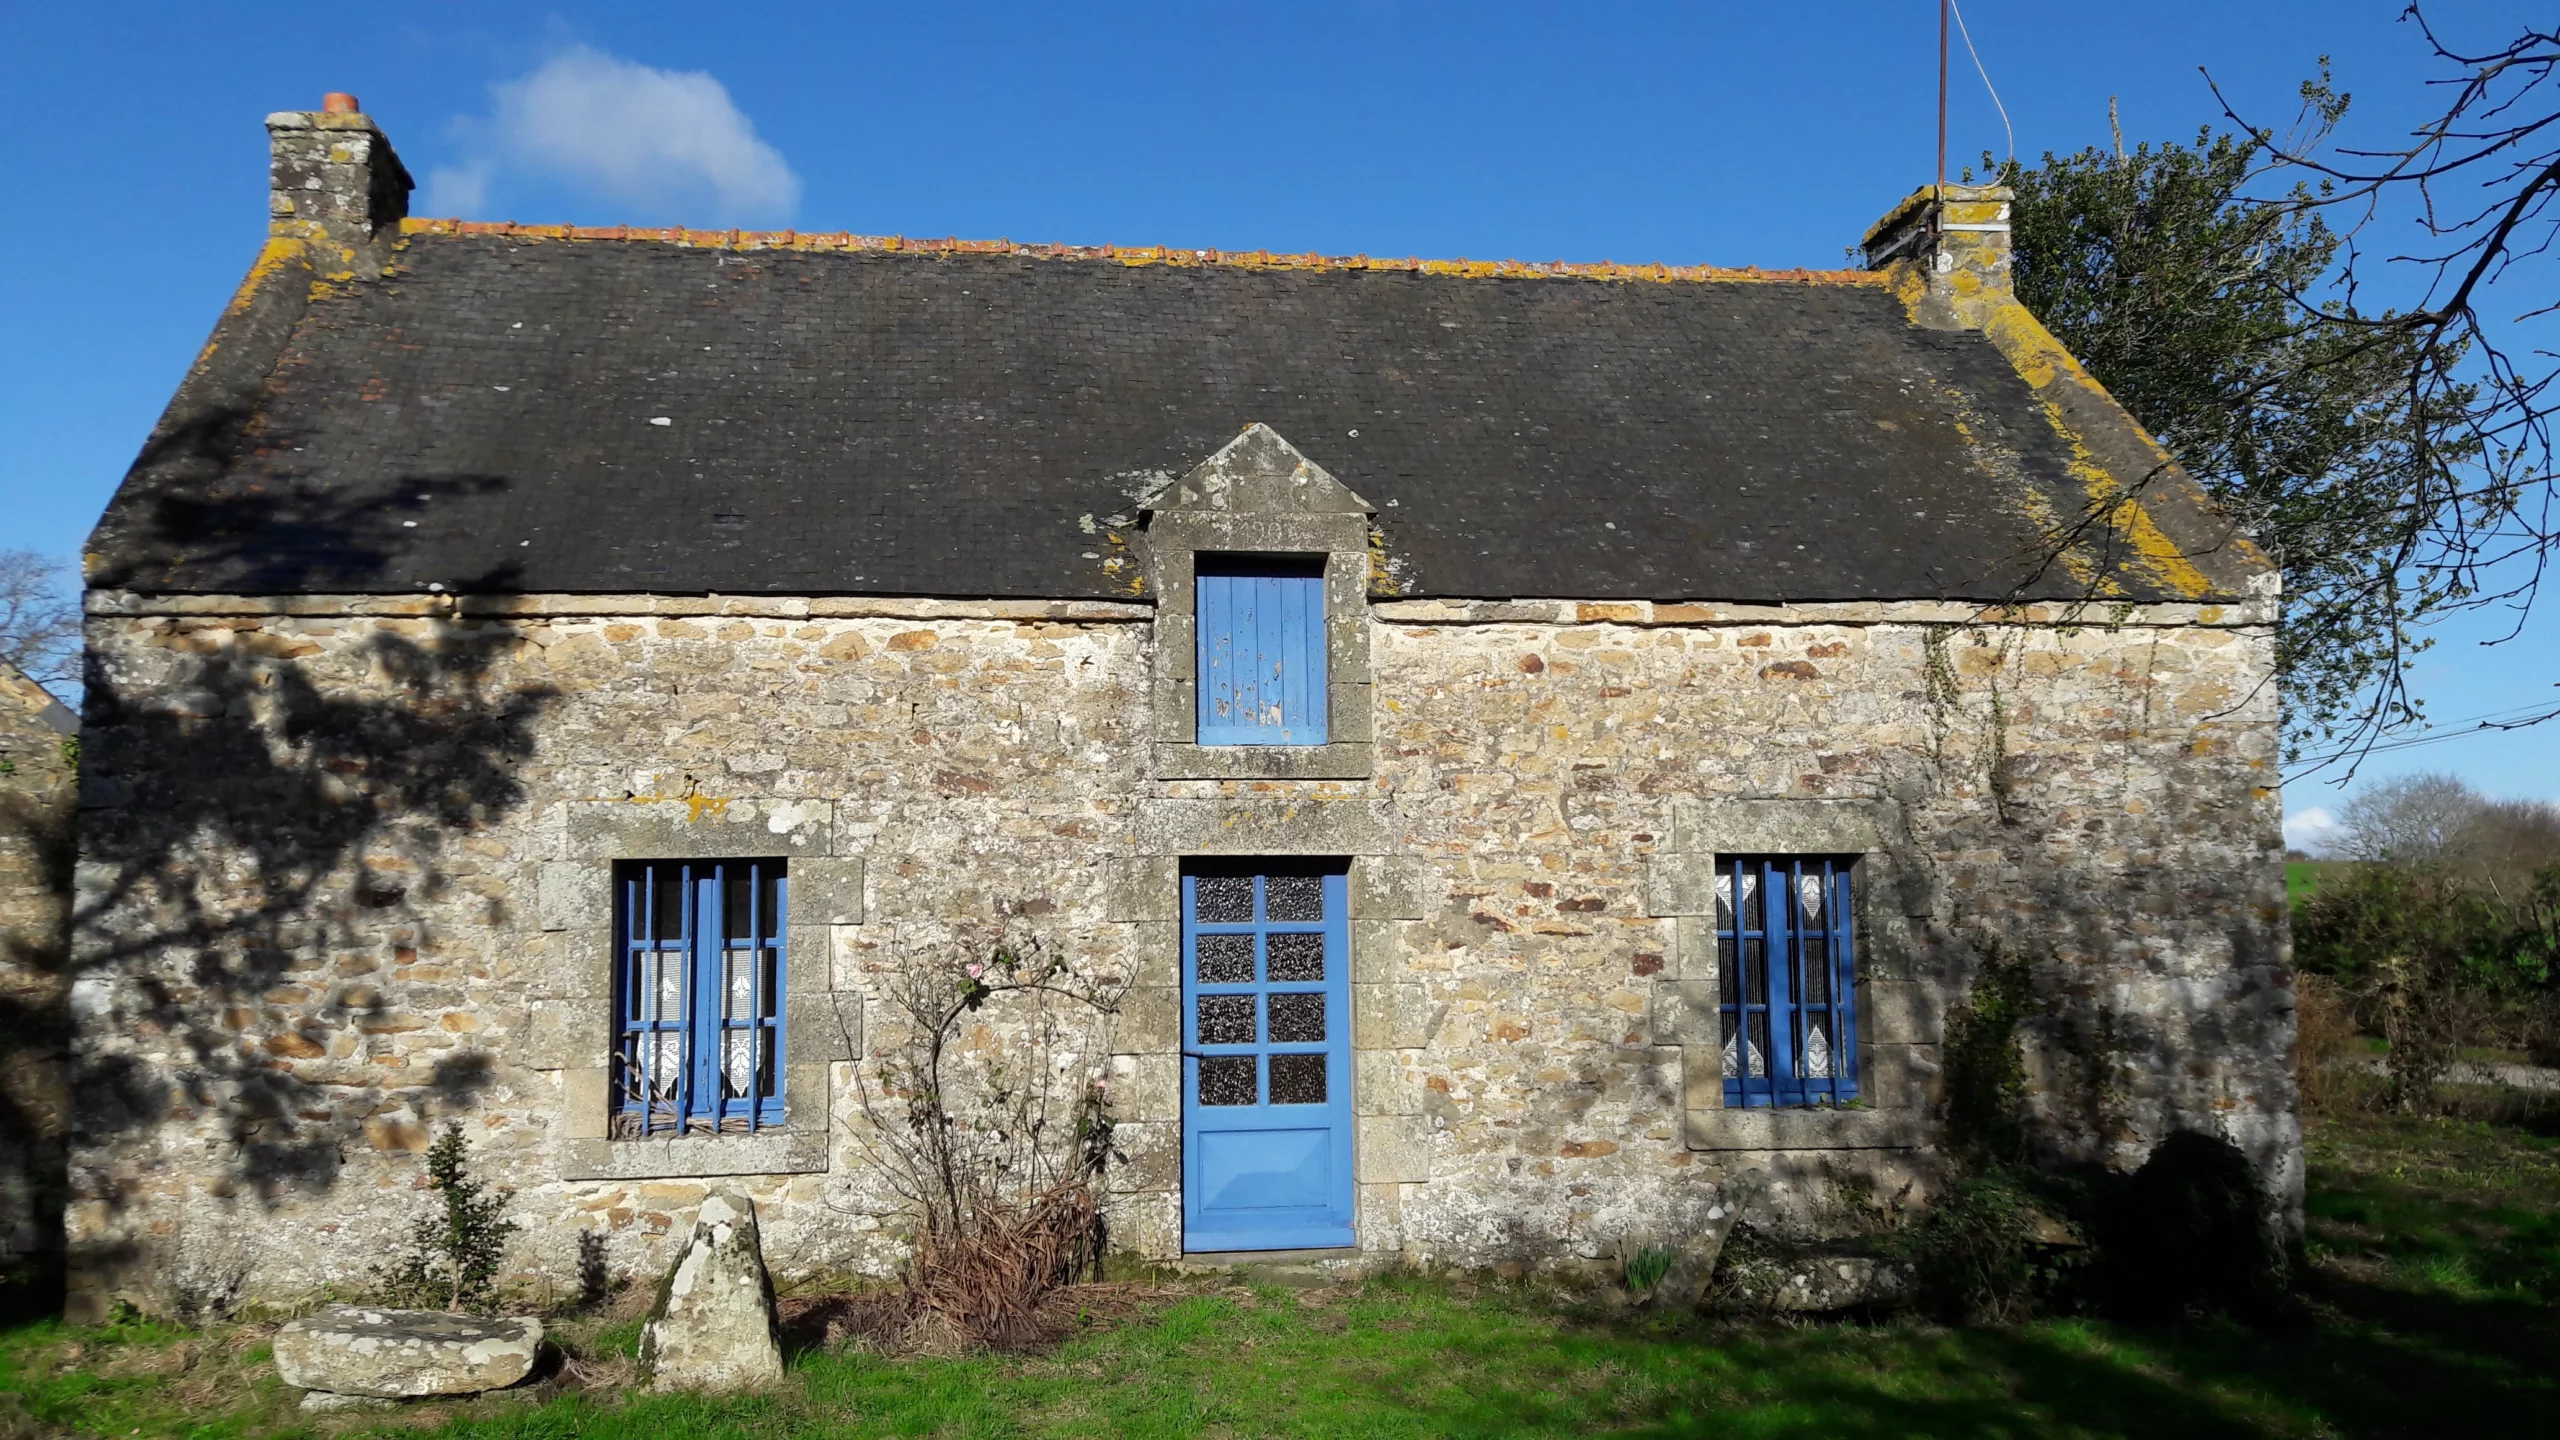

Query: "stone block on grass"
(272, 1306), (542, 1402)
(639, 1189), (785, 1392)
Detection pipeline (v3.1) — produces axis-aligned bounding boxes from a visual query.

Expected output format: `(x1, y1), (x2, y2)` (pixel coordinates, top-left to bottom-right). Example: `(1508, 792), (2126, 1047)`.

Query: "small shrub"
(903, 1178), (1105, 1353)
(374, 1121), (520, 1313)
(2106, 1130), (2285, 1320)
(2297, 863), (2528, 1110)
(852, 932), (1128, 1351)
(1623, 1244), (1677, 1295)
(1903, 1168), (2087, 1323)
(2293, 973), (2381, 1113)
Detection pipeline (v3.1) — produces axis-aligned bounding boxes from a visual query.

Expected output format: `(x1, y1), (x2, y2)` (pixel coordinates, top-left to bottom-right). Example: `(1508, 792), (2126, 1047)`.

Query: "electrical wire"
(1946, 0), (2014, 166)
(2284, 696), (2560, 773)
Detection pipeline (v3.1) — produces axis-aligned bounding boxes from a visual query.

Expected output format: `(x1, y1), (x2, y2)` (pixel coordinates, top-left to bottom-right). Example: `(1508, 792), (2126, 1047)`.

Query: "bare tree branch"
(2163, 7), (2560, 767)
(0, 550), (80, 693)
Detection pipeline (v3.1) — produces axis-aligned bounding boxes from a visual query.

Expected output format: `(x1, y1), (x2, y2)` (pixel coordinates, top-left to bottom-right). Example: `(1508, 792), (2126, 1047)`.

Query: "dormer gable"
(1144, 424), (1374, 518)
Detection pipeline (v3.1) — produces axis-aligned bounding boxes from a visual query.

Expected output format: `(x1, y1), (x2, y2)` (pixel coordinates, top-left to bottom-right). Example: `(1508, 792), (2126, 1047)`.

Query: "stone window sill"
(560, 1130), (829, 1182)
(1683, 1107), (1924, 1152)
(1151, 742), (1374, 781)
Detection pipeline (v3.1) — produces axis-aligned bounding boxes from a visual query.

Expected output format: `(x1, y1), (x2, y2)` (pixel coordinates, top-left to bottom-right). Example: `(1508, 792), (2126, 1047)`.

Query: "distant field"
(2289, 859), (2359, 907)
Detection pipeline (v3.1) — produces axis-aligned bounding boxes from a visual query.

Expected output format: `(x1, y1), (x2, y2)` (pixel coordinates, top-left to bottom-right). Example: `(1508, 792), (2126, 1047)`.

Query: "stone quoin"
(55, 96), (2294, 1319)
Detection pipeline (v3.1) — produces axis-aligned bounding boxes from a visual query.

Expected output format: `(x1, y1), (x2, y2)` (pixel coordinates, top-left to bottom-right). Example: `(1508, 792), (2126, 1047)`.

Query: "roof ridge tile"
(395, 216), (1876, 285)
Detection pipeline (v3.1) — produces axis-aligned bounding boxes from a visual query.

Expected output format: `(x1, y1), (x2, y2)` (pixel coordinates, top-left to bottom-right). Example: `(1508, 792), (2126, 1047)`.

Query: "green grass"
(2303, 1109), (2560, 1305)
(2286, 860), (2358, 908)
(5, 1108), (2555, 1438)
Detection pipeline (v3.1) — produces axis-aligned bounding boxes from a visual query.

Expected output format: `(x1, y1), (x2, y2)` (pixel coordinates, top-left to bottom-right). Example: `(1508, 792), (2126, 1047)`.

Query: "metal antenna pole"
(1937, 0), (1949, 195)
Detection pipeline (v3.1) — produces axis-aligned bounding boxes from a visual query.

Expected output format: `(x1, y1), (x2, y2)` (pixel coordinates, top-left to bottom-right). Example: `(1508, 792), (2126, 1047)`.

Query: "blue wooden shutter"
(1196, 557), (1329, 746)
(1717, 856), (1858, 1109)
(616, 859), (789, 1136)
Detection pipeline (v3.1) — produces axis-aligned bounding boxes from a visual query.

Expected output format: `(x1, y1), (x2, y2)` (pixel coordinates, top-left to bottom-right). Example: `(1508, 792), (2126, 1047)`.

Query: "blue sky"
(1, 1), (2551, 837)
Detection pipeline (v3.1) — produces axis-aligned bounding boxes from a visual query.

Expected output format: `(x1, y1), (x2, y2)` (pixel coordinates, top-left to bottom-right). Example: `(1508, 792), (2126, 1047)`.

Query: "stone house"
(62, 98), (2295, 1317)
(1, 660), (77, 1275)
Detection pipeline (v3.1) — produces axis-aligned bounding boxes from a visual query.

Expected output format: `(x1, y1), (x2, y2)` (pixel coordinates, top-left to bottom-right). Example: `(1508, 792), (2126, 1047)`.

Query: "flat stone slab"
(273, 1306), (542, 1398)
(1731, 1254), (1917, 1312)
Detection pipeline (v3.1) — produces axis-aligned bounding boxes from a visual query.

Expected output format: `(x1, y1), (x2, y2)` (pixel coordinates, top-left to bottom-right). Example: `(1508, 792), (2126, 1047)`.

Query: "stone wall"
(63, 592), (2291, 1315)
(1, 662), (76, 1271)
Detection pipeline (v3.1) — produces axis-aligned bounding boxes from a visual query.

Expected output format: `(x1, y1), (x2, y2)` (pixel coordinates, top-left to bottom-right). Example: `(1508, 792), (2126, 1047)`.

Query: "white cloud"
(424, 46), (800, 223)
(2283, 806), (2339, 854)
(429, 157), (496, 215)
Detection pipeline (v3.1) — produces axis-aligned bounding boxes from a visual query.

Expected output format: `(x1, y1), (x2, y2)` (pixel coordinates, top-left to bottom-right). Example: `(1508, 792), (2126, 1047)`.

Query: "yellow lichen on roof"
(185, 236), (313, 391)
(1889, 261), (2259, 600)
(227, 236), (309, 319)
(2034, 394), (2220, 601)
(1860, 185), (1945, 252)
(395, 217), (1881, 286)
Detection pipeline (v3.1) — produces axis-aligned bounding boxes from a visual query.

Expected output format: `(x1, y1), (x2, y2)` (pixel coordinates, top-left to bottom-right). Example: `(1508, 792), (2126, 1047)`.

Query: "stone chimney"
(1861, 183), (2012, 329)
(266, 93), (413, 267)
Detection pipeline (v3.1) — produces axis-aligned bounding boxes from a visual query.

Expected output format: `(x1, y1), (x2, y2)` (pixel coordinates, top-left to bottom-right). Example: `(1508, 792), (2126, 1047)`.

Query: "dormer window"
(1196, 555), (1329, 746)
(1145, 424), (1374, 780)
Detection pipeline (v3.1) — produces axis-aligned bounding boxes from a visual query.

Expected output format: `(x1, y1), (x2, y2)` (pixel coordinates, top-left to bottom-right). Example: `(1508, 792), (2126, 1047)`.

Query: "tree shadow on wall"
(66, 545), (559, 1305)
(1903, 733), (2292, 1189)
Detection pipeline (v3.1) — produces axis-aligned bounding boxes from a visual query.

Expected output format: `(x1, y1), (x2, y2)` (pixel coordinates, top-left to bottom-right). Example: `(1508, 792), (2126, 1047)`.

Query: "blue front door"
(1181, 864), (1354, 1252)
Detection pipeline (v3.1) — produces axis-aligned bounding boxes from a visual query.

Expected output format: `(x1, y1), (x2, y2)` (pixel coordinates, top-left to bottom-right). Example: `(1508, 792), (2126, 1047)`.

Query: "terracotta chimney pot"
(322, 92), (360, 114)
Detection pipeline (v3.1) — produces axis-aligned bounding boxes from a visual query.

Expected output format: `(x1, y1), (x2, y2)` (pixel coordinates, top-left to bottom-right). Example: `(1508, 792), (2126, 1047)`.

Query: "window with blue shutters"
(1196, 555), (1328, 746)
(1718, 855), (1860, 1109)
(613, 858), (787, 1137)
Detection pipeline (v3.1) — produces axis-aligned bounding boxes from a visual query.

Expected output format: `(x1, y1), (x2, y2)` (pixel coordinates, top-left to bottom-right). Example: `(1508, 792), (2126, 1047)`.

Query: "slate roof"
(0, 661), (76, 736)
(91, 225), (2264, 603)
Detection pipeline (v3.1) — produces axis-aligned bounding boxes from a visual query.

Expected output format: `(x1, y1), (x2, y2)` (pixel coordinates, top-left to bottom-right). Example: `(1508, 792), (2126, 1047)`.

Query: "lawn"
(3, 1108), (2553, 1438)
